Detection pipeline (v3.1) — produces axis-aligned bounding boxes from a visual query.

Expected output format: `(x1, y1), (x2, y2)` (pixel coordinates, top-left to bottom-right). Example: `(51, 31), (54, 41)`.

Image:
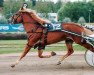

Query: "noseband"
(12, 12), (23, 23)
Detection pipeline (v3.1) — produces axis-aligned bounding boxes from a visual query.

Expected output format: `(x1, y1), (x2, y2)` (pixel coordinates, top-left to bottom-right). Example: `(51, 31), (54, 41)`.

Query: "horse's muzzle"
(8, 18), (14, 24)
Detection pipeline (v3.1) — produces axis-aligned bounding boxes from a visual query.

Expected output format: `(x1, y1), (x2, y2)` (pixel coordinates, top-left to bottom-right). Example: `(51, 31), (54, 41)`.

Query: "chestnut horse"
(10, 7), (94, 68)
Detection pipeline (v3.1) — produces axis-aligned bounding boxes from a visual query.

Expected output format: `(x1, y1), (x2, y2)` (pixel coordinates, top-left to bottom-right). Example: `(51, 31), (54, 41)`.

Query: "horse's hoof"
(51, 51), (56, 56)
(11, 64), (15, 68)
(57, 61), (61, 65)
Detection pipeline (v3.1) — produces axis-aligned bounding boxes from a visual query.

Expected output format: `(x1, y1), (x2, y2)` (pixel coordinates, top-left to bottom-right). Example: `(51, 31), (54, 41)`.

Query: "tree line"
(58, 1), (94, 23)
(1, 0), (94, 23)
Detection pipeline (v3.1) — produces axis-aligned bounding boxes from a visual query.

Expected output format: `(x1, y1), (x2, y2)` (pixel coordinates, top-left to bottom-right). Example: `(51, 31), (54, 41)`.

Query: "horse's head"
(10, 3), (31, 24)
(10, 11), (23, 24)
(10, 3), (27, 24)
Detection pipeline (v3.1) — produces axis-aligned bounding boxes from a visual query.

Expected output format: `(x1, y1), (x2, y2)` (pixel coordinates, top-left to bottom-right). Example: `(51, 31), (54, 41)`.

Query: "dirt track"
(0, 51), (94, 75)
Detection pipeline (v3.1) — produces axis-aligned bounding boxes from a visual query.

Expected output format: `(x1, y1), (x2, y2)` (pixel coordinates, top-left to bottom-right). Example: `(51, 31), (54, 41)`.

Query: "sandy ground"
(0, 51), (94, 75)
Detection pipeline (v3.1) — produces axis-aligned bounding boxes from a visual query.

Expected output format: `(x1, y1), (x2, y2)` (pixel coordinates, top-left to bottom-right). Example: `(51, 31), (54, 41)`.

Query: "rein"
(12, 13), (44, 33)
(22, 22), (44, 33)
(12, 11), (49, 35)
(22, 22), (38, 24)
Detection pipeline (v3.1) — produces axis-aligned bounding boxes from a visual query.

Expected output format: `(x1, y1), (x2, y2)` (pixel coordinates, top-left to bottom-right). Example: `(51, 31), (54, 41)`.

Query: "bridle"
(11, 12), (23, 24)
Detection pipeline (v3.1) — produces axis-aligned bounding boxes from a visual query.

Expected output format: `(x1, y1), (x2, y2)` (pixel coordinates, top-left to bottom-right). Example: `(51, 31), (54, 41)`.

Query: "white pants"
(89, 34), (94, 37)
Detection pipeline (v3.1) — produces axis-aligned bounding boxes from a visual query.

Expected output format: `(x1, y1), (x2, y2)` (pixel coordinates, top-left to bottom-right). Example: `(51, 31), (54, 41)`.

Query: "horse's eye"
(15, 14), (18, 15)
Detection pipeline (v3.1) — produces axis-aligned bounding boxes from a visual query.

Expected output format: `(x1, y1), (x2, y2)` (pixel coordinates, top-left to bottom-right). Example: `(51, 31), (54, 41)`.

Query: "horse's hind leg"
(11, 45), (32, 68)
(57, 39), (74, 65)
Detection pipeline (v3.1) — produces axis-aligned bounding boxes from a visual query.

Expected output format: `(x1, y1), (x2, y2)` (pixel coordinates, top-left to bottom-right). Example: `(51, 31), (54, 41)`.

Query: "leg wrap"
(65, 38), (73, 44)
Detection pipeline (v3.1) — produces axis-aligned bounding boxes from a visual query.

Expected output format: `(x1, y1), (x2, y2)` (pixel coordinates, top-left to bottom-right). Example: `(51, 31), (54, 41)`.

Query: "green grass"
(0, 40), (86, 54)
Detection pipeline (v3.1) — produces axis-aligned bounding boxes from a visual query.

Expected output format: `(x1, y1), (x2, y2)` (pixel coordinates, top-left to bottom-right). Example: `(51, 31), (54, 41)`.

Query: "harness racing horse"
(10, 6), (94, 68)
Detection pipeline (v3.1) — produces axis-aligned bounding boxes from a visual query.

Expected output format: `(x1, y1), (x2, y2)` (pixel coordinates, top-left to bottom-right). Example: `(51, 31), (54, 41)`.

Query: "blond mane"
(19, 8), (47, 25)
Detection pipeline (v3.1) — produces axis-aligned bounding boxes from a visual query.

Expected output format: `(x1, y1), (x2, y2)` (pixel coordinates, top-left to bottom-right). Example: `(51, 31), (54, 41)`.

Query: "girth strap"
(39, 28), (48, 49)
(33, 28), (48, 50)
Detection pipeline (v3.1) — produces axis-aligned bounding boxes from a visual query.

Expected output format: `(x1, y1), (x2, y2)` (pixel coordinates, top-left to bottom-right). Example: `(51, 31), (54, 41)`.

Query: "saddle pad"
(45, 23), (62, 31)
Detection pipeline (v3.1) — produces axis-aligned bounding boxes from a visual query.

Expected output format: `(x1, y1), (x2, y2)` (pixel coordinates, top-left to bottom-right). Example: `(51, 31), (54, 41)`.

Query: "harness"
(12, 11), (48, 49)
(26, 23), (48, 48)
(61, 29), (94, 47)
(27, 23), (94, 49)
(12, 11), (94, 49)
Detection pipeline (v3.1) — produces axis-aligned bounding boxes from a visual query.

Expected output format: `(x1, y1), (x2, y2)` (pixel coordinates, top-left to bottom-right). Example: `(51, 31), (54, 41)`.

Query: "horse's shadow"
(55, 62), (94, 70)
(10, 61), (94, 72)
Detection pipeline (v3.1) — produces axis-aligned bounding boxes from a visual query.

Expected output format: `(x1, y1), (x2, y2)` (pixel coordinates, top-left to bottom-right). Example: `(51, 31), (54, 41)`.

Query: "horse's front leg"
(38, 48), (56, 58)
(34, 40), (56, 58)
(57, 39), (74, 65)
(11, 45), (32, 68)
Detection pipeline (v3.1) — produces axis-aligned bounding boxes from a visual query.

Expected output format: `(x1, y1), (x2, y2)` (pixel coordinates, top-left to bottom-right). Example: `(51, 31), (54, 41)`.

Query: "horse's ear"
(21, 3), (28, 10)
